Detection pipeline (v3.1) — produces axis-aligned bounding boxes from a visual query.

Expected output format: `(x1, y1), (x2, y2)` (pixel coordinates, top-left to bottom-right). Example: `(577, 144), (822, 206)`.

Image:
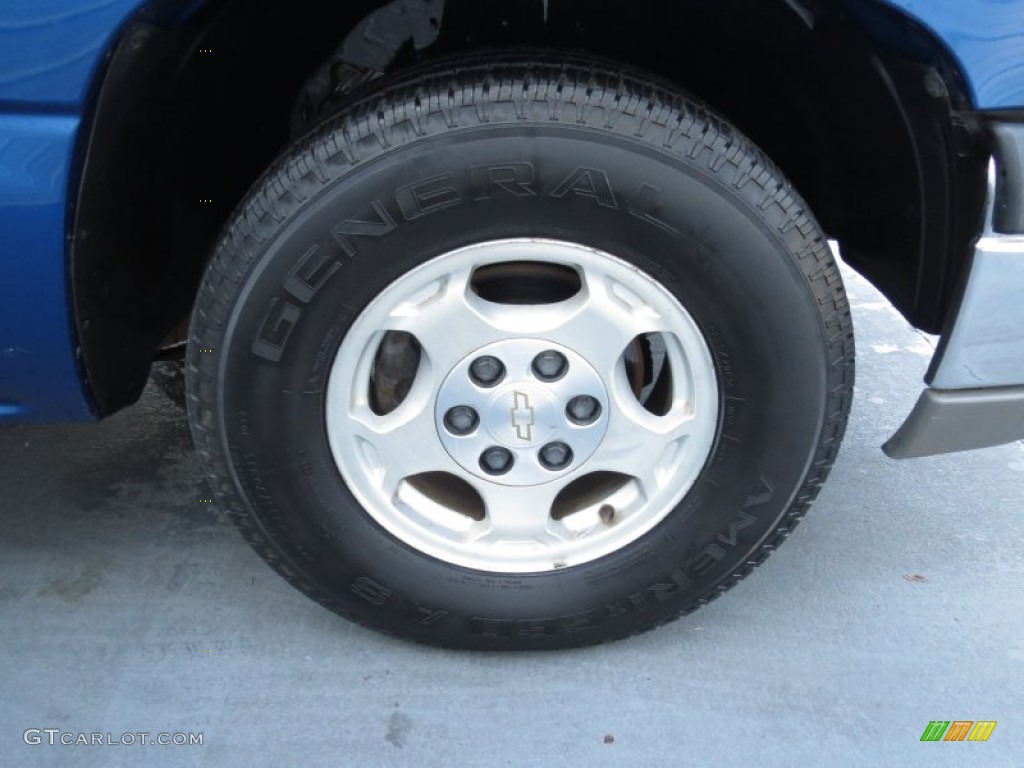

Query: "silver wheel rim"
(325, 239), (718, 573)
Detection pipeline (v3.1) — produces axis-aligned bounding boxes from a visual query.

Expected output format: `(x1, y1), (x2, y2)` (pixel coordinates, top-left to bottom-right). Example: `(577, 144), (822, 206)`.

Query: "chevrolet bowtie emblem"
(510, 391), (536, 441)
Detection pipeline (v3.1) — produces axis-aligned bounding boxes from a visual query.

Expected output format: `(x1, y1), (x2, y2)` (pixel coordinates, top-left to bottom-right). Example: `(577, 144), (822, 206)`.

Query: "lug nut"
(469, 356), (505, 387)
(444, 406), (479, 436)
(479, 446), (514, 475)
(538, 441), (573, 470)
(532, 350), (568, 381)
(566, 395), (602, 425)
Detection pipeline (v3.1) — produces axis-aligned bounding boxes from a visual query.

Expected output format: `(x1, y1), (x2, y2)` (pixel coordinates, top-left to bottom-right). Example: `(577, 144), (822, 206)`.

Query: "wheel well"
(71, 0), (989, 415)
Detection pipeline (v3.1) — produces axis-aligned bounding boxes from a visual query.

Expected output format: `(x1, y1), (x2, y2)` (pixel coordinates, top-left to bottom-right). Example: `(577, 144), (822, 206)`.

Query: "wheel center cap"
(435, 339), (609, 486)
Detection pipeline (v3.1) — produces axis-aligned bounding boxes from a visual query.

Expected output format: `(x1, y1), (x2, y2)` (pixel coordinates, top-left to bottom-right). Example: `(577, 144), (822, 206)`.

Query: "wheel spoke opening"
(369, 331), (422, 416)
(405, 472), (485, 522)
(470, 261), (582, 305)
(552, 471), (632, 521)
(623, 331), (673, 416)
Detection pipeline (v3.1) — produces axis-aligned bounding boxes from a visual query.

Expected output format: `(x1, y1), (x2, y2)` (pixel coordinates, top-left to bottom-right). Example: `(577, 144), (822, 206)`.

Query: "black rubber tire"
(187, 54), (854, 650)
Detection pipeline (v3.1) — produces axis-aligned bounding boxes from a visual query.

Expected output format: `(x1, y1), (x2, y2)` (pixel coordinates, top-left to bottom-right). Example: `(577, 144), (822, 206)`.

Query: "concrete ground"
(1, 263), (1021, 768)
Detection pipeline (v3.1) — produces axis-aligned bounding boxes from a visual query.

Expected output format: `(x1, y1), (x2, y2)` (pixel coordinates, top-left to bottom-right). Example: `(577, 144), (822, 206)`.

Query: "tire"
(187, 54), (854, 650)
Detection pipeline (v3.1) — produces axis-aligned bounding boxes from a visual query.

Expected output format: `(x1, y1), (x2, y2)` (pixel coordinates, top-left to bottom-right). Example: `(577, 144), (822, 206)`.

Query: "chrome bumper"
(885, 140), (1024, 459)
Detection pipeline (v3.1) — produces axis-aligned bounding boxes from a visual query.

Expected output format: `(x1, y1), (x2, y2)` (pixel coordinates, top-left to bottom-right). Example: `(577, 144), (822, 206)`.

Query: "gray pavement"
(1, 262), (1022, 767)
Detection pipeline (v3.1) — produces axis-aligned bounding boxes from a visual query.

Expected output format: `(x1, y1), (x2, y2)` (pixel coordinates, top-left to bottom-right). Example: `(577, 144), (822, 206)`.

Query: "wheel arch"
(70, 0), (989, 415)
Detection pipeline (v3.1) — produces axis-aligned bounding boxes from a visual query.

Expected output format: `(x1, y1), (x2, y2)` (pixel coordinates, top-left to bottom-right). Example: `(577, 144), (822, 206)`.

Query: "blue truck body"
(1, 0), (1023, 424)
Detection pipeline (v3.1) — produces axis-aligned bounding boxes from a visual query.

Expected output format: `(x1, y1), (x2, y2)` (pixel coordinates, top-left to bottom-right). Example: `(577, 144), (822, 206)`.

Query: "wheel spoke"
(381, 266), (510, 373)
(586, 365), (698, 494)
(547, 267), (675, 372)
(342, 391), (442, 497)
(465, 480), (574, 548)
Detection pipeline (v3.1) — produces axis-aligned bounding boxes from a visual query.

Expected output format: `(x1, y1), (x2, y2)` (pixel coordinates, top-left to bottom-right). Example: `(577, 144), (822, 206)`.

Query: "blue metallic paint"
(0, 1), (142, 108)
(0, 1), (146, 423)
(885, 0), (1024, 108)
(0, 0), (1023, 424)
(0, 113), (93, 421)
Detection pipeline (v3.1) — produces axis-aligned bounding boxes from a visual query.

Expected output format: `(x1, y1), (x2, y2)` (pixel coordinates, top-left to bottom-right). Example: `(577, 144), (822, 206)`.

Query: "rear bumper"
(885, 126), (1024, 458)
